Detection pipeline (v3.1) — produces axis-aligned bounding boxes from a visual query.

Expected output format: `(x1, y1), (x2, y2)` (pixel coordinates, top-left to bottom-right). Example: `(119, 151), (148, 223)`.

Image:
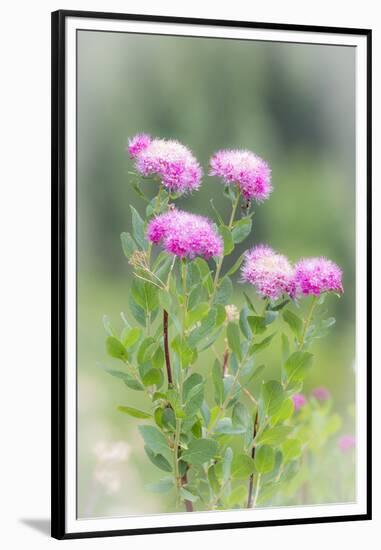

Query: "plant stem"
(222, 345), (229, 378)
(210, 192), (240, 304)
(163, 310), (173, 387)
(253, 474), (262, 507)
(181, 468), (194, 512)
(173, 418), (182, 503)
(247, 411), (259, 508)
(298, 295), (319, 349)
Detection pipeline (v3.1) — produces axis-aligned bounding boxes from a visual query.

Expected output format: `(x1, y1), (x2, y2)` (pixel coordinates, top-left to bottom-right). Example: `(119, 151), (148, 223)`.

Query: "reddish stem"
(247, 410), (259, 508)
(163, 309), (173, 387)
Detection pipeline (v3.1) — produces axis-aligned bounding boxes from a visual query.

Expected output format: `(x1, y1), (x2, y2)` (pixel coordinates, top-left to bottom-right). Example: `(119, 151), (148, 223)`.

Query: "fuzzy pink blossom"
(311, 386), (331, 402)
(129, 134), (202, 193)
(209, 149), (272, 202)
(294, 257), (343, 297)
(338, 435), (356, 453)
(147, 209), (222, 260)
(128, 133), (152, 158)
(292, 393), (307, 411)
(241, 244), (295, 300)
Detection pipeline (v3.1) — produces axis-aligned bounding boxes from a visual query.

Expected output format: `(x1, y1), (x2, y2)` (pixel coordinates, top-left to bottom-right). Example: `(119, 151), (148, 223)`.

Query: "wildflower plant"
(102, 134), (349, 513)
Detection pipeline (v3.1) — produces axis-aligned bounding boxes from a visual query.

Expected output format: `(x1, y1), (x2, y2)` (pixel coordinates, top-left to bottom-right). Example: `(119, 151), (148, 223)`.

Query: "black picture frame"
(51, 9), (372, 540)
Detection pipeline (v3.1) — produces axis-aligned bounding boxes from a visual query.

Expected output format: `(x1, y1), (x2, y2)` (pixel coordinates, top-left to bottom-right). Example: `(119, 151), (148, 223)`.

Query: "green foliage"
(102, 174), (344, 513)
(255, 445), (275, 474)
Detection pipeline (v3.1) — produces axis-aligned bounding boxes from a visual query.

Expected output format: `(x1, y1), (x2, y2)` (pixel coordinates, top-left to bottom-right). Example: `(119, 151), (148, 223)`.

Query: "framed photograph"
(51, 10), (372, 540)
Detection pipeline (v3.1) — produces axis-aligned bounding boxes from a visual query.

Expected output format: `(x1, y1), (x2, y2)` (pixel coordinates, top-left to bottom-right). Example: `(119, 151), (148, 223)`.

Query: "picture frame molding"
(51, 9), (372, 540)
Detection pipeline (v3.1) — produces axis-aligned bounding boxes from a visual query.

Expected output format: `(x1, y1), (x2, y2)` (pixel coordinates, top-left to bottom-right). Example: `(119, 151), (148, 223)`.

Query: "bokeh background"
(77, 30), (356, 518)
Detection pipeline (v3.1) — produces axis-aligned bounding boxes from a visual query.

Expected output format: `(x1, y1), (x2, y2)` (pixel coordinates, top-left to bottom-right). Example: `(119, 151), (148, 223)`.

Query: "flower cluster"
(240, 245), (343, 301)
(147, 209), (223, 260)
(128, 134), (202, 194)
(209, 149), (272, 202)
(294, 257), (344, 296)
(241, 245), (295, 300)
(292, 393), (307, 411)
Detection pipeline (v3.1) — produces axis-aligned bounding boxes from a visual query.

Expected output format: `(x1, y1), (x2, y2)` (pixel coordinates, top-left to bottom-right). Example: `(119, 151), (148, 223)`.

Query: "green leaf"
(214, 276), (233, 306)
(281, 439), (302, 463)
(226, 485), (247, 507)
(103, 367), (144, 390)
(239, 306), (252, 340)
(222, 447), (233, 482)
(194, 258), (213, 294)
(225, 253), (245, 278)
(227, 323), (242, 360)
(284, 351), (314, 386)
(188, 309), (217, 347)
(130, 206), (147, 250)
(122, 327), (142, 349)
(137, 337), (156, 364)
(208, 464), (221, 494)
(255, 445), (275, 474)
(158, 289), (172, 312)
(152, 346), (164, 370)
(117, 406), (152, 419)
(212, 361), (224, 405)
(232, 217), (252, 243)
(142, 368), (163, 387)
(131, 280), (159, 313)
(102, 315), (115, 336)
(146, 477), (174, 493)
(215, 417), (245, 435)
(106, 336), (128, 361)
(186, 302), (209, 328)
(232, 454), (256, 479)
(181, 439), (219, 465)
(261, 380), (285, 417)
(128, 293), (146, 326)
(283, 310), (303, 338)
(219, 225), (234, 255)
(270, 398), (294, 425)
(247, 316), (266, 335)
(183, 373), (203, 401)
(256, 426), (293, 446)
(281, 333), (290, 362)
(120, 232), (137, 258)
(243, 292), (257, 313)
(232, 402), (250, 429)
(179, 487), (199, 502)
(249, 332), (276, 355)
(184, 383), (204, 416)
(139, 425), (172, 462)
(144, 446), (172, 472)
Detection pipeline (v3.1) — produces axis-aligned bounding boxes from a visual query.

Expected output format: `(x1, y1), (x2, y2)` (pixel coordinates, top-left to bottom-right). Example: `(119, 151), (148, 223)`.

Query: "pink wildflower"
(241, 244), (295, 300)
(338, 435), (356, 453)
(129, 134), (202, 193)
(128, 133), (152, 158)
(311, 386), (331, 401)
(147, 209), (222, 260)
(292, 393), (307, 412)
(209, 149), (272, 202)
(294, 257), (343, 297)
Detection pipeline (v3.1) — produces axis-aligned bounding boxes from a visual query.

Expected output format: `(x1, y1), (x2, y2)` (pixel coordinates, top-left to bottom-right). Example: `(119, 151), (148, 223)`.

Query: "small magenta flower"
(128, 133), (152, 158)
(128, 134), (202, 193)
(241, 244), (295, 300)
(209, 149), (272, 202)
(338, 435), (356, 453)
(311, 386), (331, 402)
(147, 209), (223, 260)
(294, 257), (343, 297)
(292, 393), (307, 412)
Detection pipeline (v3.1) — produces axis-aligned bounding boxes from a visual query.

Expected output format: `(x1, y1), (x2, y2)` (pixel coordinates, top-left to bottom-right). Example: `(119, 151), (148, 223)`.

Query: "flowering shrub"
(103, 134), (351, 512)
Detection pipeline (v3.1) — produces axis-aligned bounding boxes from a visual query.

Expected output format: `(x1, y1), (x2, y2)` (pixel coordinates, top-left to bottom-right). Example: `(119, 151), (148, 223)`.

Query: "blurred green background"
(77, 30), (356, 518)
